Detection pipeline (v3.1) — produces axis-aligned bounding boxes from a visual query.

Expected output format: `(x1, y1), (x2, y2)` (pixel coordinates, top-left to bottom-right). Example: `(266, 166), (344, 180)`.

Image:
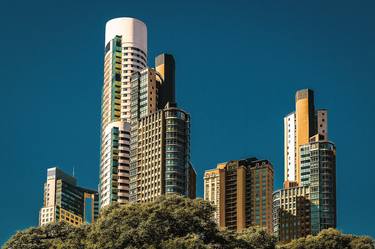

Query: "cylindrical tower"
(103, 17), (147, 124)
(100, 17), (147, 209)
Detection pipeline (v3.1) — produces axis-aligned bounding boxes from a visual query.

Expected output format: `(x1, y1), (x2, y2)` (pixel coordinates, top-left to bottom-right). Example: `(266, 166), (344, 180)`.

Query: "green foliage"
(2, 222), (87, 249)
(279, 228), (375, 249)
(3, 195), (374, 249)
(237, 227), (277, 249)
(160, 234), (210, 249)
(85, 195), (220, 249)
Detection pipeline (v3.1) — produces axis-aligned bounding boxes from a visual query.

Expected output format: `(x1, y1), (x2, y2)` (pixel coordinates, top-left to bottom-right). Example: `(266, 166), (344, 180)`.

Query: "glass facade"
(56, 181), (99, 225)
(307, 142), (336, 234)
(101, 35), (122, 129)
(164, 109), (190, 195)
(293, 141), (337, 235)
(40, 168), (99, 226)
(300, 144), (311, 186)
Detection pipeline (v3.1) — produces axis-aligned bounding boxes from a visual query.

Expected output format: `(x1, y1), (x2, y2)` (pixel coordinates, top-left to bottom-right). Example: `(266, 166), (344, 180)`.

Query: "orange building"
(204, 158), (274, 233)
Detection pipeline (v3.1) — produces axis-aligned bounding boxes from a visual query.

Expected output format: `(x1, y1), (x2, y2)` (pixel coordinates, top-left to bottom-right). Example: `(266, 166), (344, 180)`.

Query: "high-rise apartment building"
(204, 158), (274, 233)
(128, 54), (195, 202)
(274, 89), (336, 242)
(131, 104), (192, 202)
(39, 167), (99, 227)
(129, 67), (159, 201)
(100, 18), (195, 207)
(100, 18), (147, 208)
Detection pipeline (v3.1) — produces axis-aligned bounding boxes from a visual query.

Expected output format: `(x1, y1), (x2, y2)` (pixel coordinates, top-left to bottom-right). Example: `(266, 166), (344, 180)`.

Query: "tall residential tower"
(100, 18), (195, 208)
(99, 18), (147, 208)
(274, 89), (336, 242)
(129, 54), (195, 202)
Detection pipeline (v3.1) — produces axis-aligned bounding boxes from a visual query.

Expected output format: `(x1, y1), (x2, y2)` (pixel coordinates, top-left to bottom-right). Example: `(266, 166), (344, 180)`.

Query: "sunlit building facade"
(99, 18), (195, 207)
(274, 89), (337, 242)
(128, 53), (195, 202)
(204, 165), (225, 224)
(272, 186), (311, 242)
(204, 158), (274, 233)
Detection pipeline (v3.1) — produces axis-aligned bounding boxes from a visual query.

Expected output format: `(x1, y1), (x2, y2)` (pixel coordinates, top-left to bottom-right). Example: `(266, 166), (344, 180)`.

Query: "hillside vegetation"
(3, 195), (374, 249)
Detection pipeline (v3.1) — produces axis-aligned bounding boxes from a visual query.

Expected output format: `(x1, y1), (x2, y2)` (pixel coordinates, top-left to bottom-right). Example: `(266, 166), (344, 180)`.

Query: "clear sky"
(1, 0), (374, 245)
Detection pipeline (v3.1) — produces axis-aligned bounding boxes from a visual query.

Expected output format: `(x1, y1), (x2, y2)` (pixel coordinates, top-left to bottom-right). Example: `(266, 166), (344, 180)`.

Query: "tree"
(160, 234), (210, 249)
(350, 236), (375, 249)
(237, 227), (277, 249)
(3, 222), (87, 249)
(279, 228), (375, 249)
(3, 196), (374, 249)
(85, 195), (221, 249)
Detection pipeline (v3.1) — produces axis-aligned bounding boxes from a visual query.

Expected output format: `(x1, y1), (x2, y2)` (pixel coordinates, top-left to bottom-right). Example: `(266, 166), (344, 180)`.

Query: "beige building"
(131, 104), (193, 202)
(203, 165), (225, 224)
(129, 54), (195, 202)
(272, 186), (311, 241)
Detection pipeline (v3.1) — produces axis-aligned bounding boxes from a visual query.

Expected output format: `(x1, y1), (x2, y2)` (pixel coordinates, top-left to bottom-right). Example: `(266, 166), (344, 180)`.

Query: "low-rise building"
(39, 167), (99, 226)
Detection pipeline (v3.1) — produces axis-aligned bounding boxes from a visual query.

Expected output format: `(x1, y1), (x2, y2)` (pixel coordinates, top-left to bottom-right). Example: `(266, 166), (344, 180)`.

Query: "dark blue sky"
(1, 0), (374, 245)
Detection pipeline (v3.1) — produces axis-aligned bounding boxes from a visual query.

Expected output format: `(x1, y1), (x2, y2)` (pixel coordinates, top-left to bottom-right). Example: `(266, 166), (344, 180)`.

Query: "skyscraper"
(274, 89), (336, 241)
(39, 167), (99, 226)
(130, 103), (192, 202)
(100, 18), (147, 208)
(129, 53), (195, 202)
(204, 158), (274, 233)
(100, 18), (195, 207)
